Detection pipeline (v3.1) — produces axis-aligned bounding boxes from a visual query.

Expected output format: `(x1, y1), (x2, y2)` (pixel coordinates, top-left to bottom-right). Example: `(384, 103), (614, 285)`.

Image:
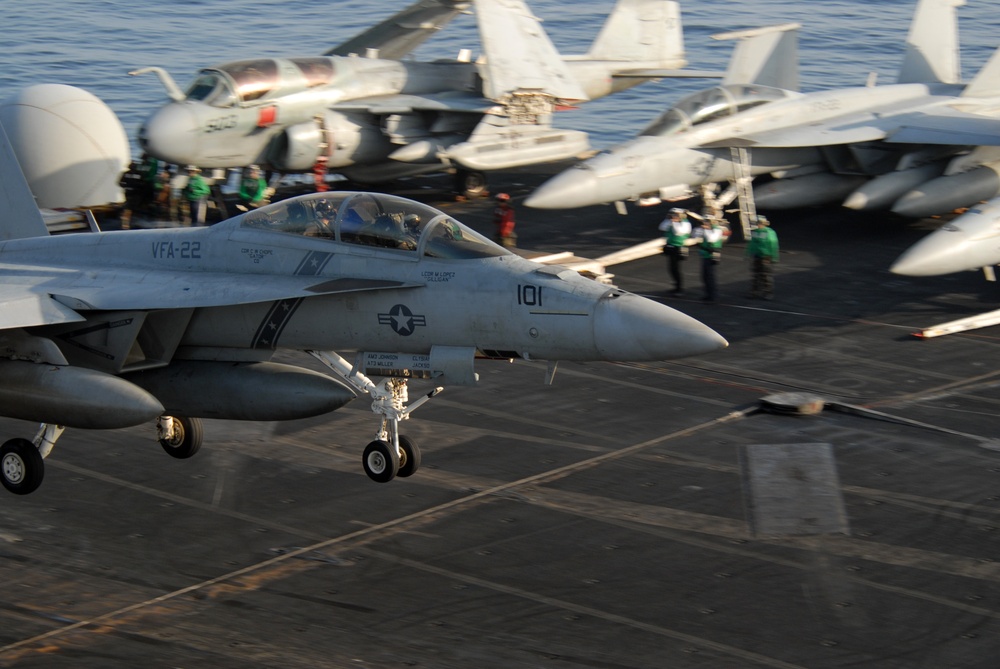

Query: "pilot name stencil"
(421, 271), (456, 283)
(242, 248), (273, 264)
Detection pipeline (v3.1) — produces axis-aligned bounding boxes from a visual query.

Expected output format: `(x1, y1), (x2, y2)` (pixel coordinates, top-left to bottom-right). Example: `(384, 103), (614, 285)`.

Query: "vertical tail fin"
(587, 0), (686, 67)
(476, 0), (589, 101)
(897, 0), (965, 84)
(713, 24), (800, 91)
(0, 120), (49, 240)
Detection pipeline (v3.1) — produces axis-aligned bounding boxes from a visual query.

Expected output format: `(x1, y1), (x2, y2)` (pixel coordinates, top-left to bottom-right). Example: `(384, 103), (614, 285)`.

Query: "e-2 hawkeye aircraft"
(132, 0), (715, 195)
(526, 0), (1000, 216)
(0, 120), (726, 495)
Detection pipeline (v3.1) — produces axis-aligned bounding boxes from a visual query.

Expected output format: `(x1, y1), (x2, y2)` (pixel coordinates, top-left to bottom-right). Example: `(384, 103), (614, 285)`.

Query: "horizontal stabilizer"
(325, 0), (470, 60)
(476, 0), (588, 101)
(962, 47), (1000, 99)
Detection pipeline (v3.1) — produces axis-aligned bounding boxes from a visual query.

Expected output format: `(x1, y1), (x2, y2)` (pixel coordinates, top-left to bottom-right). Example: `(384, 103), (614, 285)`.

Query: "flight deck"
(0, 168), (998, 668)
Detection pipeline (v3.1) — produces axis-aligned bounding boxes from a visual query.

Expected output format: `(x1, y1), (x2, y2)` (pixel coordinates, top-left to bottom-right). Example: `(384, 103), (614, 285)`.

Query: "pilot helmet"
(403, 213), (421, 231)
(495, 192), (511, 202)
(314, 197), (335, 219)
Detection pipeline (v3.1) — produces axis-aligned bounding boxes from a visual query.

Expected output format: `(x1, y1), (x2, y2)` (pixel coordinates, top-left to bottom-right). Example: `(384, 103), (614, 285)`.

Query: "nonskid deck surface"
(0, 168), (998, 668)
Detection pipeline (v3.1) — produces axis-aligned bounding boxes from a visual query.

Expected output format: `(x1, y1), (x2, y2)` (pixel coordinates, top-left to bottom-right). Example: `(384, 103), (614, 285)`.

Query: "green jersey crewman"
(746, 215), (779, 299)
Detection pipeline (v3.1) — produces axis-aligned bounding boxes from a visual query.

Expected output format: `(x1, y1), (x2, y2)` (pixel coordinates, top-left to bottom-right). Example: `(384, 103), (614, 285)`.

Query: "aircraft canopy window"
(185, 73), (237, 108)
(239, 192), (510, 259)
(216, 59), (280, 103)
(640, 85), (791, 137)
(292, 58), (336, 87)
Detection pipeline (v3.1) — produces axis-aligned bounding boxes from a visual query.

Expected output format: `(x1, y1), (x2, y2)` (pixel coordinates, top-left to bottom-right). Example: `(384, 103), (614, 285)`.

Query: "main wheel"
(159, 416), (204, 459)
(0, 438), (44, 495)
(397, 435), (421, 478)
(363, 440), (399, 483)
(456, 170), (487, 198)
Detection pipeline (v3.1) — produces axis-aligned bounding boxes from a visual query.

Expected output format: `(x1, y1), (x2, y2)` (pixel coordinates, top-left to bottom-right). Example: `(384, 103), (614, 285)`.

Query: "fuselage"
(139, 56), (655, 173)
(527, 83), (965, 209)
(891, 197), (1000, 276)
(0, 193), (725, 371)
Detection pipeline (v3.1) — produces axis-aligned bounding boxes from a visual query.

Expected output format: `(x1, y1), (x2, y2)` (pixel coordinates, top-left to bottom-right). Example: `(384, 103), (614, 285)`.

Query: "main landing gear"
(308, 350), (441, 483)
(0, 424), (63, 495)
(157, 415), (204, 459)
(0, 414), (205, 496)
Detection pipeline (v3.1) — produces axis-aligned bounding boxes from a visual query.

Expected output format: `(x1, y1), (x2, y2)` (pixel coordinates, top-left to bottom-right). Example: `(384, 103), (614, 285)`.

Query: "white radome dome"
(0, 84), (129, 209)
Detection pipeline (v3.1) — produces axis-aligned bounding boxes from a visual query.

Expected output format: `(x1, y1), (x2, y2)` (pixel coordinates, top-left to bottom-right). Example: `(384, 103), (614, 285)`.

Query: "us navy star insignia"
(378, 304), (427, 337)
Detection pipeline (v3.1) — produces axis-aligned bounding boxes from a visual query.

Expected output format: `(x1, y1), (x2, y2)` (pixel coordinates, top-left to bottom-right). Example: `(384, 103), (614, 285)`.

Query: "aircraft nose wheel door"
(307, 350), (439, 483)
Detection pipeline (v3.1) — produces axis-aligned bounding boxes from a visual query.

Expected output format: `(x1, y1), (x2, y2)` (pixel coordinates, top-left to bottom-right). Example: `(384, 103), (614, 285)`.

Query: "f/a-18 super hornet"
(133, 0), (715, 195)
(0, 119), (725, 496)
(527, 0), (1000, 216)
(891, 196), (1000, 277)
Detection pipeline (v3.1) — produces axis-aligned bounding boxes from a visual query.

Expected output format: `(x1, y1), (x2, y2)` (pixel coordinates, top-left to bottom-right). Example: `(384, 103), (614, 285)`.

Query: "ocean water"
(4, 0), (1000, 155)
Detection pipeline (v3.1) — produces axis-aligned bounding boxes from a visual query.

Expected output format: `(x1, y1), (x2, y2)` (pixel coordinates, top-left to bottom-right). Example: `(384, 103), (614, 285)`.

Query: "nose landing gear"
(308, 350), (440, 483)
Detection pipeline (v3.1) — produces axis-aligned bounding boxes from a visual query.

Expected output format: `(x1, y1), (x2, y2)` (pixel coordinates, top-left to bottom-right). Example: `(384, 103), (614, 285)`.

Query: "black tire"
(397, 435), (421, 478)
(457, 170), (487, 198)
(362, 440), (399, 483)
(159, 416), (204, 459)
(0, 438), (44, 495)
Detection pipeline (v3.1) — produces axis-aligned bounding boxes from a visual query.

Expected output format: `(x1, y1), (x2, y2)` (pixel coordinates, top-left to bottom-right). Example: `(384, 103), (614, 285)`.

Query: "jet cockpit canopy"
(640, 85), (792, 137)
(238, 192), (511, 259)
(187, 58), (337, 107)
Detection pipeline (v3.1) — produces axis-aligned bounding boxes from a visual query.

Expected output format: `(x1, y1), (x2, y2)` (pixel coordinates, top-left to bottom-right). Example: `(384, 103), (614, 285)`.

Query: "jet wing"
(885, 112), (1000, 146)
(329, 92), (492, 115)
(325, 0), (470, 60)
(0, 268), (420, 314)
(0, 292), (86, 330)
(475, 0), (589, 102)
(612, 69), (725, 80)
(699, 123), (889, 149)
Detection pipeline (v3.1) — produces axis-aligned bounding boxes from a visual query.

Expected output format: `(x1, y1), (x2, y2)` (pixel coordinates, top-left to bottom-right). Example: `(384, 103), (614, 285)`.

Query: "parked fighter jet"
(526, 0), (1000, 216)
(133, 0), (712, 195)
(891, 197), (1000, 276)
(0, 118), (725, 496)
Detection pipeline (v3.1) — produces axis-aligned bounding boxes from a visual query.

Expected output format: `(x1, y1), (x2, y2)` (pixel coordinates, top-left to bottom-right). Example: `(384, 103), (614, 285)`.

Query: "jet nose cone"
(891, 227), (975, 276)
(594, 292), (727, 361)
(526, 167), (601, 210)
(140, 103), (198, 165)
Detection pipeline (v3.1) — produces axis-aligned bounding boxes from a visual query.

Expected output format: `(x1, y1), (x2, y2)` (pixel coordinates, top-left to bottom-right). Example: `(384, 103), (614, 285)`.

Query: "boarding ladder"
(730, 147), (756, 239)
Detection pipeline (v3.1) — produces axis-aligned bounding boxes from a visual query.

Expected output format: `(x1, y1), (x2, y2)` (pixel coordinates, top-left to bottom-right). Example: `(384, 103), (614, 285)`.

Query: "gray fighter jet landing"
(527, 0), (1000, 217)
(0, 118), (725, 496)
(133, 0), (713, 193)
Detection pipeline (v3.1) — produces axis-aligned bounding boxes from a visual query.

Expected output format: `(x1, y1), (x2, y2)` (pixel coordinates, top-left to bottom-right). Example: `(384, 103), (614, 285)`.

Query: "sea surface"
(4, 0), (1000, 156)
